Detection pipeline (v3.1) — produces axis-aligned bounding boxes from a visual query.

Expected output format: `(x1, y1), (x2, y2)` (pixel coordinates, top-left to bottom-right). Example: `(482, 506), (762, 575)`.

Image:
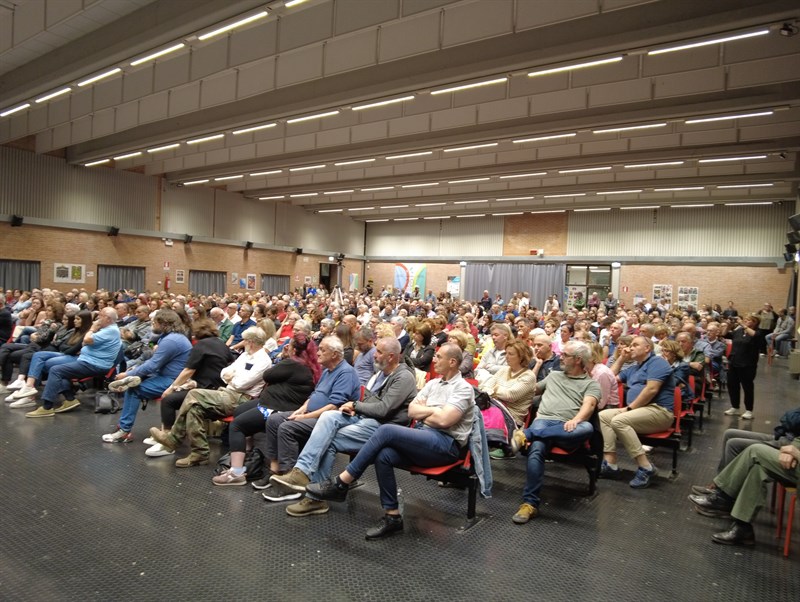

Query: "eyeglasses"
(561, 352), (577, 358)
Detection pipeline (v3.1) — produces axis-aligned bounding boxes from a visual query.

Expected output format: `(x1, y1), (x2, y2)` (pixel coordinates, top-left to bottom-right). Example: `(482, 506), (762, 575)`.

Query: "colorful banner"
(394, 263), (427, 295)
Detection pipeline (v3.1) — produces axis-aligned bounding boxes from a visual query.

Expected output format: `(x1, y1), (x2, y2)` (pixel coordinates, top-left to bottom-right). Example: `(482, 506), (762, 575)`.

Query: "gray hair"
(321, 335), (344, 358)
(294, 319), (311, 334)
(241, 326), (267, 346)
(321, 318), (335, 330)
(564, 340), (591, 367)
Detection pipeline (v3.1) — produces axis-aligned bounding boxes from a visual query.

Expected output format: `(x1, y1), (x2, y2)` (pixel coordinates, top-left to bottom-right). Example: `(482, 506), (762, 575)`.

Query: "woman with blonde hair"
(480, 339), (536, 428)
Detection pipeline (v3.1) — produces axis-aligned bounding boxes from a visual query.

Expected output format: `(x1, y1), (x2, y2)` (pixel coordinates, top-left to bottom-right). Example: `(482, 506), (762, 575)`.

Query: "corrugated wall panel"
(366, 217), (504, 257)
(161, 184), (216, 237)
(276, 205), (365, 256)
(440, 216), (504, 256)
(567, 204), (793, 257)
(213, 190), (277, 244)
(0, 146), (155, 229)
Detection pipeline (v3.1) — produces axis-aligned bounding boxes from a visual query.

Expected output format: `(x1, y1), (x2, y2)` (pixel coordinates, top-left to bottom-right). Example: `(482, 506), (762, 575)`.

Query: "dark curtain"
(97, 265), (145, 293)
(189, 270), (226, 296)
(464, 263), (566, 308)
(0, 260), (41, 291)
(260, 274), (290, 296)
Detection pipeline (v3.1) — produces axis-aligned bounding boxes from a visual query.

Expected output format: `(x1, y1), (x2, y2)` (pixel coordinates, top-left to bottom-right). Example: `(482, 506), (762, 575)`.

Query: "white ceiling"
(1, 0), (799, 221)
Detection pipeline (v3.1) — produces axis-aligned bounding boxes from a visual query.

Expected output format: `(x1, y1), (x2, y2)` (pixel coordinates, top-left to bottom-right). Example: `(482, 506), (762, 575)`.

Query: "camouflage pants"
(166, 387), (250, 458)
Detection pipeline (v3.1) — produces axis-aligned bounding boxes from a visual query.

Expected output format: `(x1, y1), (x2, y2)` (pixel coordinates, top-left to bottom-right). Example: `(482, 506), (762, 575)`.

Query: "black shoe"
(306, 477), (349, 503)
(712, 521), (755, 546)
(689, 491), (733, 518)
(365, 514), (404, 540)
(251, 470), (275, 490)
(691, 483), (717, 496)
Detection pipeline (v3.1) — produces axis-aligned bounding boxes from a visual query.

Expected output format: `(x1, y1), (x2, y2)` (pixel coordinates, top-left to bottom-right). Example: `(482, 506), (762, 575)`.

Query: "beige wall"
(503, 213), (568, 256)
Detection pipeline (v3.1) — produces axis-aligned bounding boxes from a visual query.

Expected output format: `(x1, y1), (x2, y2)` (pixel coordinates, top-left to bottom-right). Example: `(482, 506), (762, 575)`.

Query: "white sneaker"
(145, 443), (175, 457)
(143, 436), (157, 445)
(723, 407), (740, 416)
(642, 445), (654, 453)
(741, 411), (753, 420)
(108, 376), (141, 392)
(4, 393), (17, 403)
(7, 379), (25, 390)
(9, 398), (36, 408)
(10, 386), (37, 400)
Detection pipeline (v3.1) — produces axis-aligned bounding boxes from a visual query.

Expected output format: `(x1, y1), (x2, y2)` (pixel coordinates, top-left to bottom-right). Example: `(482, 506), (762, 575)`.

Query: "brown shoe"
(270, 467), (310, 492)
(175, 453), (209, 467)
(149, 426), (176, 451)
(54, 399), (80, 413)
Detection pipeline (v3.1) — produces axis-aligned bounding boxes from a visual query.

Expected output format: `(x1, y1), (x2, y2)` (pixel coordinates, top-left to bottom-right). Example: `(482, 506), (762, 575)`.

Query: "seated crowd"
(0, 286), (797, 545)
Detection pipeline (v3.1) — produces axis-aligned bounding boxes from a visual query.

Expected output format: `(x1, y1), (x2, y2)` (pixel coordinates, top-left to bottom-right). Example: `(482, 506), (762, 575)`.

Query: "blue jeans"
(118, 374), (173, 432)
(345, 423), (460, 511)
(522, 418), (594, 507)
(296, 410), (381, 483)
(41, 360), (110, 409)
(28, 351), (75, 383)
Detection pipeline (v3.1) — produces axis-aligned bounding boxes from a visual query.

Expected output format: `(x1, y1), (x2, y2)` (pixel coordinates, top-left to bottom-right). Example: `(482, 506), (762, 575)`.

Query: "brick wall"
(0, 224), (363, 295)
(366, 262), (460, 295)
(503, 213), (568, 256)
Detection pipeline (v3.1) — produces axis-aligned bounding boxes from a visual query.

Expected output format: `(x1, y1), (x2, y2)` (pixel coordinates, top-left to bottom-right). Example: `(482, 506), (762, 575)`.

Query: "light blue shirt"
(78, 324), (121, 370)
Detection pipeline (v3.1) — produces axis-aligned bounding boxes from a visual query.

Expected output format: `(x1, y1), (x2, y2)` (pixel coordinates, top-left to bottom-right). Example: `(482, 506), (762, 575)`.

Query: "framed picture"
(246, 273), (257, 290)
(54, 263), (86, 284)
(175, 269), (185, 284)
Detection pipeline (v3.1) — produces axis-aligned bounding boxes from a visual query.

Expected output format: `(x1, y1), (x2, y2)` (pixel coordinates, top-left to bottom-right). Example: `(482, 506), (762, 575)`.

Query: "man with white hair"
(209, 307), (233, 342)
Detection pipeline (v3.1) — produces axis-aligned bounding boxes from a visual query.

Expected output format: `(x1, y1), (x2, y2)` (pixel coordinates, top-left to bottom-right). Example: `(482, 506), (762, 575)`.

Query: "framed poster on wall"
(54, 263), (86, 284)
(175, 269), (185, 284)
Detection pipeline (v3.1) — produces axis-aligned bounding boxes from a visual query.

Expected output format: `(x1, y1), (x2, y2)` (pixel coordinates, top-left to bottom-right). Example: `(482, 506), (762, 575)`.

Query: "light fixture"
(453, 199), (489, 204)
(232, 123), (277, 135)
(249, 170), (282, 176)
(317, 209), (343, 213)
(574, 207), (610, 212)
(290, 192), (317, 197)
(558, 166), (612, 174)
(186, 134), (224, 145)
(780, 22), (799, 37)
(184, 179), (209, 186)
(513, 133), (576, 143)
(647, 29), (769, 55)
(698, 155), (767, 163)
(365, 219), (390, 222)
(1, 103), (31, 117)
(289, 164), (326, 171)
(593, 123), (667, 134)
(214, 175), (243, 181)
(527, 56), (623, 77)
(349, 206), (375, 211)
(611, 262), (622, 268)
(423, 216), (450, 219)
(147, 143), (180, 153)
(716, 183), (774, 189)
(416, 202), (445, 207)
(401, 182), (438, 188)
(352, 96), (415, 110)
(723, 201), (773, 206)
(430, 77), (507, 95)
(84, 159), (110, 167)
(447, 178), (491, 184)
(596, 190), (643, 195)
(624, 161), (684, 168)
(34, 88), (72, 103)
(443, 142), (498, 153)
(497, 196), (534, 201)
(670, 204), (713, 208)
(380, 205), (409, 209)
(77, 68), (122, 87)
(530, 210), (566, 214)
(323, 190), (354, 195)
(544, 193), (586, 198)
(113, 151), (142, 160)
(620, 205), (659, 210)
(654, 186), (705, 191)
(361, 186), (394, 192)
(286, 110), (339, 124)
(285, 0), (309, 7)
(499, 172), (547, 179)
(335, 158), (375, 166)
(684, 110), (773, 124)
(494, 212), (524, 216)
(457, 214), (485, 218)
(394, 217), (419, 221)
(386, 151), (433, 160)
(259, 195), (284, 200)
(130, 43), (185, 66)
(198, 10), (269, 41)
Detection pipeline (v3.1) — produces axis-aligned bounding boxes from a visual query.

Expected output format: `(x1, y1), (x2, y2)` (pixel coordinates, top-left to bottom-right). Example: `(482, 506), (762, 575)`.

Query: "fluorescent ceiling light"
(574, 207), (610, 212)
(286, 110), (339, 124)
(527, 56), (623, 77)
(214, 175), (243, 181)
(685, 110), (773, 124)
(323, 190), (354, 195)
(424, 216), (450, 219)
(698, 155), (767, 163)
(335, 158), (375, 166)
(184, 179), (209, 186)
(544, 193), (586, 198)
(596, 190), (643, 195)
(620, 206), (659, 210)
(723, 202), (773, 206)
(448, 177), (491, 184)
(259, 195), (284, 200)
(249, 170), (282, 176)
(394, 217), (419, 221)
(285, 0), (309, 7)
(386, 151), (433, 160)
(147, 143), (180, 153)
(290, 192), (317, 197)
(625, 161), (685, 168)
(494, 212), (524, 216)
(647, 29), (769, 56)
(513, 133), (576, 143)
(35, 88), (71, 103)
(593, 123), (667, 134)
(198, 10), (269, 41)
(431, 77), (507, 95)
(352, 96), (415, 111)
(289, 164), (326, 172)
(457, 214), (485, 218)
(453, 199), (489, 204)
(497, 196), (534, 201)
(84, 159), (110, 167)
(416, 202), (445, 207)
(1, 103), (30, 117)
(77, 68), (122, 87)
(349, 206), (375, 211)
(113, 151), (142, 160)
(443, 143), (498, 153)
(365, 219), (389, 222)
(361, 186), (394, 192)
(130, 43), (185, 66)
(232, 123), (277, 135)
(654, 186), (705, 191)
(317, 209), (343, 213)
(670, 204), (713, 208)
(380, 205), (409, 209)
(530, 210), (566, 214)
(186, 134), (224, 145)
(499, 172), (547, 179)
(401, 182), (438, 188)
(558, 166), (612, 174)
(716, 183), (774, 189)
